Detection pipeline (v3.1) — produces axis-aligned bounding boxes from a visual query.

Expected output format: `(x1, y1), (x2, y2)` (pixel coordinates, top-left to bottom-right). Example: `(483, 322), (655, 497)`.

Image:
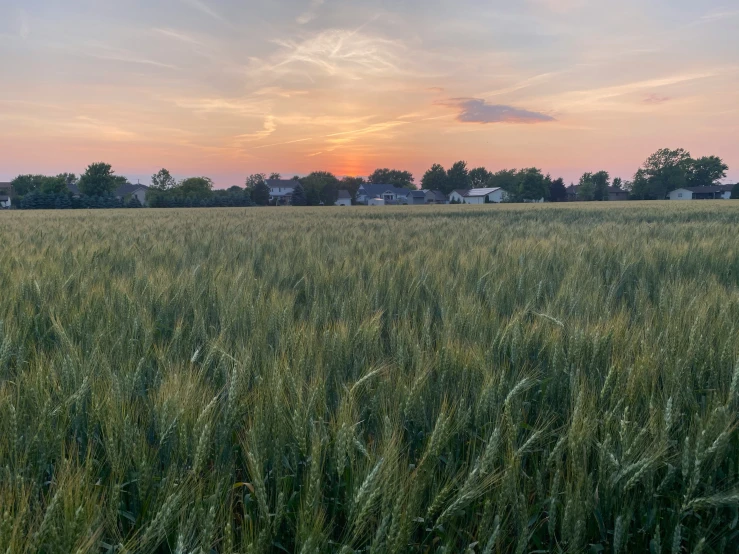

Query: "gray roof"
(67, 183), (80, 195)
(337, 190), (351, 199)
(452, 189), (471, 196)
(0, 182), (12, 189)
(430, 190), (448, 201)
(115, 183), (149, 196)
(358, 184), (409, 197)
(407, 190), (426, 198)
(682, 185), (734, 193)
(266, 179), (298, 189)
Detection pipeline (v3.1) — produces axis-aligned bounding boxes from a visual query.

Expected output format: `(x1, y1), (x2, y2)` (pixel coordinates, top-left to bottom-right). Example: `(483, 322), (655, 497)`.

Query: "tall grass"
(1, 202), (738, 553)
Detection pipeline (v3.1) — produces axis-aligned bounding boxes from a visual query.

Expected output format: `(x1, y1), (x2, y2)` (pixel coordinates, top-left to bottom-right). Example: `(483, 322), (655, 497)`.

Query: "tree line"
(6, 148), (735, 210)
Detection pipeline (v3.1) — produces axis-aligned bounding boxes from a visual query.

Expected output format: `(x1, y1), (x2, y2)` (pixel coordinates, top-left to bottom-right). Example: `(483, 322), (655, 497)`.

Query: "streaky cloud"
(439, 98), (555, 124)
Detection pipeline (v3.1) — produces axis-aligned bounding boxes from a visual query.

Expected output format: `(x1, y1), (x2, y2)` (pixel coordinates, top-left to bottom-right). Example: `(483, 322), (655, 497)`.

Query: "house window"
(678, 193), (682, 198)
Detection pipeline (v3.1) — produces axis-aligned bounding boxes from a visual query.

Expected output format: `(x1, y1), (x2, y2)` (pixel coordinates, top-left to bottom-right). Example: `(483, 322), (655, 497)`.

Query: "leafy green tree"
(578, 173), (595, 201)
(178, 177), (213, 198)
(251, 181), (270, 206)
(631, 148), (692, 199)
(339, 176), (364, 200)
(301, 172), (339, 206)
(549, 177), (567, 202)
(469, 167), (492, 188)
(367, 168), (415, 189)
(269, 173), (281, 180)
(246, 173), (267, 189)
(687, 156), (728, 187)
(447, 161), (470, 192)
(421, 164), (449, 194)
(291, 183), (307, 206)
(78, 163), (120, 196)
(517, 168), (548, 201)
(151, 168), (177, 191)
(488, 169), (519, 195)
(612, 177), (623, 189)
(592, 171), (610, 201)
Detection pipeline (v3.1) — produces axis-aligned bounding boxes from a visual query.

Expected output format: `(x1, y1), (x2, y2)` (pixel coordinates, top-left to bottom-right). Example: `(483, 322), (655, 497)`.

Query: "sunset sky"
(1, 0), (738, 187)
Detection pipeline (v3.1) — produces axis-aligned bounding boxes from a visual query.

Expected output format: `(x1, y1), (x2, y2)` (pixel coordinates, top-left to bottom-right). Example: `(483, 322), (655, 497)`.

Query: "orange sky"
(1, 0), (738, 186)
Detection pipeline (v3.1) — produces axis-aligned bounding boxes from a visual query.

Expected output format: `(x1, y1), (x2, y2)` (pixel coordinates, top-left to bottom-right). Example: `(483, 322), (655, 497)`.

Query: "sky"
(1, 0), (738, 187)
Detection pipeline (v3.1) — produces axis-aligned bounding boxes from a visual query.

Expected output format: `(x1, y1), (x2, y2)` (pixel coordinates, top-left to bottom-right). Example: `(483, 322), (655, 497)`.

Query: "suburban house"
(449, 187), (506, 204)
(336, 190), (352, 206)
(267, 179), (298, 205)
(566, 185), (630, 201)
(356, 184), (409, 205)
(667, 185), (735, 200)
(405, 190), (427, 205)
(115, 183), (149, 206)
(0, 182), (13, 208)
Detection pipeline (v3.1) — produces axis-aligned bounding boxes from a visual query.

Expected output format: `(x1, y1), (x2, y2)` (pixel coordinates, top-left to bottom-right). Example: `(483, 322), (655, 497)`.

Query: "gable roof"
(115, 182), (149, 196)
(681, 185), (734, 193)
(429, 190), (447, 201)
(466, 187), (502, 197)
(0, 182), (12, 190)
(337, 190), (351, 199)
(406, 190), (426, 198)
(266, 179), (298, 189)
(451, 189), (470, 197)
(358, 184), (409, 197)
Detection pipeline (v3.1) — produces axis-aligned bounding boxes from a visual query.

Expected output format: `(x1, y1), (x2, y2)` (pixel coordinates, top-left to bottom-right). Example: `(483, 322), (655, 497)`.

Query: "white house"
(115, 183), (149, 206)
(336, 190), (352, 206)
(0, 182), (12, 208)
(668, 185), (734, 200)
(266, 179), (298, 204)
(450, 188), (507, 204)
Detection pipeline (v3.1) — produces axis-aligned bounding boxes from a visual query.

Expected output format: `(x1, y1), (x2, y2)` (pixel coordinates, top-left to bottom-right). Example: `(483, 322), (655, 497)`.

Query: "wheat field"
(1, 203), (738, 553)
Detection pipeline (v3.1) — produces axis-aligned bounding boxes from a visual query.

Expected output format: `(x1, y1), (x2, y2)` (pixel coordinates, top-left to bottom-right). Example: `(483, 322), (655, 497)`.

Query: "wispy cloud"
(181, 0), (227, 24)
(297, 0), (325, 25)
(438, 98), (555, 124)
(643, 94), (670, 105)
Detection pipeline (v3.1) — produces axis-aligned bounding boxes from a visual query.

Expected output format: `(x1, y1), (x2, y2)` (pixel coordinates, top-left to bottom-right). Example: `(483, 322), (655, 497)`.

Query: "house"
(667, 185), (734, 200)
(367, 197), (385, 206)
(0, 182), (13, 208)
(449, 188), (506, 204)
(405, 190), (427, 205)
(356, 184), (409, 205)
(566, 184), (630, 201)
(267, 179), (298, 205)
(426, 190), (448, 204)
(336, 189), (352, 206)
(115, 183), (149, 206)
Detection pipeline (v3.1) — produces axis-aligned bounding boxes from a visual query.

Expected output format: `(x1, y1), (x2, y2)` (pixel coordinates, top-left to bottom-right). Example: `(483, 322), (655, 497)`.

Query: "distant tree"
(339, 176), (365, 200)
(39, 175), (68, 195)
(549, 177), (567, 202)
(368, 168), (415, 189)
(78, 163), (120, 196)
(178, 177), (213, 198)
(251, 181), (270, 206)
(517, 168), (548, 201)
(245, 173), (267, 189)
(732, 184), (739, 199)
(151, 168), (177, 191)
(488, 169), (519, 195)
(421, 164), (450, 194)
(469, 167), (492, 188)
(612, 177), (623, 190)
(291, 175), (301, 181)
(227, 185), (243, 193)
(578, 173), (596, 201)
(447, 161), (470, 192)
(687, 156), (728, 187)
(126, 196), (143, 208)
(291, 183), (307, 206)
(630, 148), (692, 199)
(591, 170), (610, 201)
(269, 172), (281, 180)
(301, 172), (339, 206)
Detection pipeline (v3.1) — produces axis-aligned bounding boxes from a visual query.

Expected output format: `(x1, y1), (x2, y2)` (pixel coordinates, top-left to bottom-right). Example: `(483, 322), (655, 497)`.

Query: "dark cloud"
(643, 94), (670, 104)
(439, 97), (555, 124)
